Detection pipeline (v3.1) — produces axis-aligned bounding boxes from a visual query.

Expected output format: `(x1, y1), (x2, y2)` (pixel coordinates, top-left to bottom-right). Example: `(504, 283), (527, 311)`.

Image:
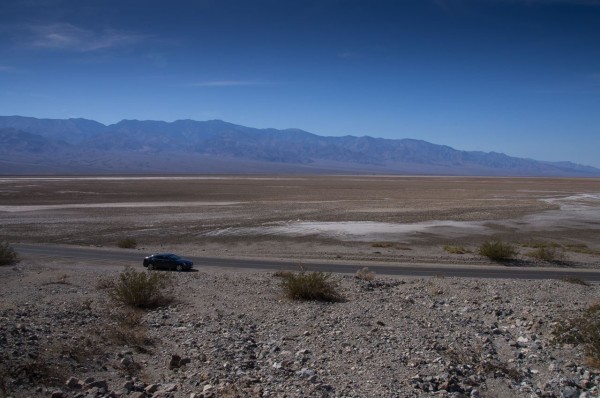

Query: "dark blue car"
(143, 253), (193, 271)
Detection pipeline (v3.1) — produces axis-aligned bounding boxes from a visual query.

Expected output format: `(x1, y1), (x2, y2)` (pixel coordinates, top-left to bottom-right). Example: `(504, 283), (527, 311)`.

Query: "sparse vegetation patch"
(560, 276), (590, 286)
(280, 270), (342, 302)
(371, 242), (394, 248)
(522, 241), (561, 249)
(117, 237), (137, 249)
(103, 309), (153, 353)
(371, 242), (411, 250)
(564, 243), (600, 256)
(0, 242), (18, 266)
(478, 240), (517, 261)
(355, 267), (375, 281)
(553, 304), (600, 368)
(109, 267), (173, 309)
(273, 269), (294, 278)
(443, 245), (469, 254)
(527, 246), (566, 262)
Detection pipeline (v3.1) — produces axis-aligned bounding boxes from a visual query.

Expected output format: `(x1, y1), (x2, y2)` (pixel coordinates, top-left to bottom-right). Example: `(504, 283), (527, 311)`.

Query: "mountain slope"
(0, 116), (598, 176)
(0, 116), (105, 144)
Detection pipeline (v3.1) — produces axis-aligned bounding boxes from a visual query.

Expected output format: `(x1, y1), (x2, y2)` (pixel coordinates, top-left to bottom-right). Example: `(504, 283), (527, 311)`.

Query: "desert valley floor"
(1, 175), (600, 267)
(1, 175), (600, 397)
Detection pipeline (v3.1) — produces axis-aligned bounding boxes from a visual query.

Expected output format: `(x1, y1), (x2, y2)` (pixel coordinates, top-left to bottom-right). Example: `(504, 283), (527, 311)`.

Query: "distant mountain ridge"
(1, 115), (598, 176)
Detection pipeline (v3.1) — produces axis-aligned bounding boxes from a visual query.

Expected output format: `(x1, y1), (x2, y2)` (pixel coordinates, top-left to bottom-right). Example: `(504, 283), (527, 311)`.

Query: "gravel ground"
(1, 258), (599, 398)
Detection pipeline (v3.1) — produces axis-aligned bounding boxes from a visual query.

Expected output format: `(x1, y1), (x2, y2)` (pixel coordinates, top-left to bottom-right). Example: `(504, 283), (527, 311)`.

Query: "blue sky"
(1, 0), (599, 167)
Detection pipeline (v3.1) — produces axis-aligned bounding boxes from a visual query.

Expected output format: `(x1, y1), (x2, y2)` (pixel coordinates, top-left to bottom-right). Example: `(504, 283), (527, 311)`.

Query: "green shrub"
(478, 240), (517, 261)
(109, 268), (172, 308)
(117, 238), (137, 249)
(280, 270), (342, 302)
(553, 304), (600, 367)
(443, 245), (469, 254)
(0, 242), (18, 266)
(527, 246), (565, 262)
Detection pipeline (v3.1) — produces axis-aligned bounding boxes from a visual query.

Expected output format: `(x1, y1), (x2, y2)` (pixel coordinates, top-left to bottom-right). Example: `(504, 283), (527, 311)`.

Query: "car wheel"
(176, 264), (183, 272)
(147, 263), (154, 270)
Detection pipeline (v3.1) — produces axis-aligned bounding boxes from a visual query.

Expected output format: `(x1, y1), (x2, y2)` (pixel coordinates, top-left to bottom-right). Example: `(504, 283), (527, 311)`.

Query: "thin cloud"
(0, 65), (15, 72)
(26, 23), (147, 51)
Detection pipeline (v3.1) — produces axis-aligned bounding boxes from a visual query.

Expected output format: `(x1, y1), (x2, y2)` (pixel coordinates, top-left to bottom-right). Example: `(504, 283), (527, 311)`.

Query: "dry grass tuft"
(371, 242), (394, 248)
(371, 242), (411, 250)
(117, 237), (137, 249)
(527, 246), (566, 262)
(109, 267), (173, 309)
(96, 275), (115, 290)
(564, 243), (600, 256)
(559, 276), (590, 286)
(104, 309), (153, 352)
(443, 245), (469, 254)
(273, 269), (294, 278)
(522, 241), (561, 249)
(553, 303), (600, 368)
(479, 240), (517, 261)
(42, 274), (72, 286)
(0, 242), (18, 266)
(280, 270), (343, 302)
(355, 267), (375, 281)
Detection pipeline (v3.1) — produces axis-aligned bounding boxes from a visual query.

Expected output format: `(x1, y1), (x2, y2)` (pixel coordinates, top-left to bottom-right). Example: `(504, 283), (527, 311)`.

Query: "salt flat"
(1, 175), (599, 267)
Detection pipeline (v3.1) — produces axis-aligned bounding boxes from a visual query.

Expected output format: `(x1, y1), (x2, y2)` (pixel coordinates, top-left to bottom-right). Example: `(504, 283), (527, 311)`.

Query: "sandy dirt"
(1, 175), (599, 267)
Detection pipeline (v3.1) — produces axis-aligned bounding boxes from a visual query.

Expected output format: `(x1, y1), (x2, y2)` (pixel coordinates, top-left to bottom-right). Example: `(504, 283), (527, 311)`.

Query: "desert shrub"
(553, 304), (600, 367)
(445, 346), (522, 382)
(117, 238), (137, 249)
(355, 267), (375, 281)
(96, 276), (115, 290)
(0, 242), (18, 266)
(478, 240), (517, 261)
(564, 244), (600, 256)
(109, 268), (172, 308)
(104, 309), (153, 352)
(273, 270), (294, 278)
(527, 246), (565, 262)
(443, 245), (469, 254)
(280, 270), (342, 302)
(522, 241), (561, 249)
(42, 274), (71, 286)
(560, 276), (590, 286)
(371, 242), (411, 250)
(0, 340), (78, 391)
(372, 242), (394, 248)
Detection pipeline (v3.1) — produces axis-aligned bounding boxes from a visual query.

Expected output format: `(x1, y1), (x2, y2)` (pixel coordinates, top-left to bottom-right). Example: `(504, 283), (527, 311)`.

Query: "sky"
(1, 0), (599, 167)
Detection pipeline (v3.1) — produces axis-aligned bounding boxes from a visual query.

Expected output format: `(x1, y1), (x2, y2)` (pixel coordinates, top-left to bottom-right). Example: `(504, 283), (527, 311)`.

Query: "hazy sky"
(1, 0), (599, 167)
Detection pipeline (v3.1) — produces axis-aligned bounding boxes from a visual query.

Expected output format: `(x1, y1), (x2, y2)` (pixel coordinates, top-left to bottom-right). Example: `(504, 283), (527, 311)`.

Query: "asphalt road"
(12, 243), (600, 283)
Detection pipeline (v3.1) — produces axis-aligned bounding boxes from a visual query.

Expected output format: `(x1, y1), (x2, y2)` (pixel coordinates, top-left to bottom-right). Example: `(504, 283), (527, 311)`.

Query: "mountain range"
(1, 115), (598, 176)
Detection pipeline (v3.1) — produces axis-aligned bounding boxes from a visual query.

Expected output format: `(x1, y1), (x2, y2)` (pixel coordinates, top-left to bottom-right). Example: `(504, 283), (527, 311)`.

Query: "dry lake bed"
(1, 175), (599, 267)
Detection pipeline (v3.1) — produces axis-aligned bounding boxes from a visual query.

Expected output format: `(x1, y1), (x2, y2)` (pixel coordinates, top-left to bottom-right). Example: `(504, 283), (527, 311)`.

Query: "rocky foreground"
(0, 259), (599, 398)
